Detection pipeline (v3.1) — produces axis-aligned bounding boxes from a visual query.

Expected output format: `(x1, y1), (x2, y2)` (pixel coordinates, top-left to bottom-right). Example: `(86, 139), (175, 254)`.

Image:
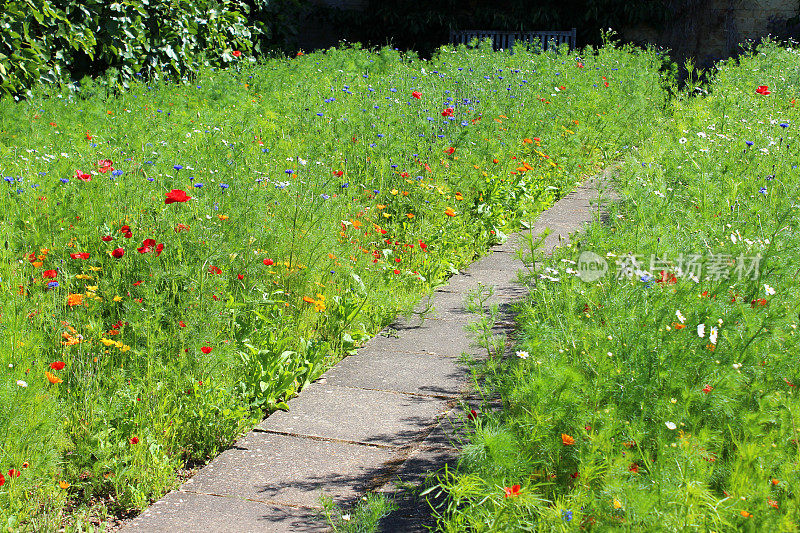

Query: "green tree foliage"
(0, 0), (257, 97)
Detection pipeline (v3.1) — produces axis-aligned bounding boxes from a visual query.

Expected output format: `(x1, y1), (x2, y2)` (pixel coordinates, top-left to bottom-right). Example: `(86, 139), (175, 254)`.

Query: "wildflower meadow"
(0, 40), (664, 529)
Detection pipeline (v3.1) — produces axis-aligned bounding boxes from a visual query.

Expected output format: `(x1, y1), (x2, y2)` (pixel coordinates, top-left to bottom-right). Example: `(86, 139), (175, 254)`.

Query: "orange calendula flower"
(672, 322), (686, 330)
(740, 510), (752, 518)
(454, 192), (464, 201)
(523, 138), (533, 143)
(67, 294), (84, 307)
(45, 371), (63, 384)
(503, 484), (521, 498)
(59, 480), (70, 489)
(444, 208), (456, 217)
(561, 433), (575, 445)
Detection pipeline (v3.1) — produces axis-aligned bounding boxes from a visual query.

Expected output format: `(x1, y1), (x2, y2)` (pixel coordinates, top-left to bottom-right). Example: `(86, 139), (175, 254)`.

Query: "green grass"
(438, 40), (800, 531)
(0, 39), (664, 530)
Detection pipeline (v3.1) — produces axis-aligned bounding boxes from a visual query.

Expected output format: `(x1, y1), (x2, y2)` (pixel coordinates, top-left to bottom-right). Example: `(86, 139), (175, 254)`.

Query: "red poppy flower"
(751, 298), (767, 307)
(629, 463), (639, 473)
(263, 258), (274, 266)
(119, 225), (133, 238)
(130, 436), (139, 445)
(503, 485), (521, 498)
(441, 107), (454, 117)
(232, 50), (241, 58)
(137, 238), (157, 254)
(768, 499), (779, 509)
(0, 472), (4, 487)
(111, 248), (125, 259)
(208, 265), (222, 275)
(576, 62), (584, 68)
(179, 321), (187, 328)
(332, 170), (344, 177)
(85, 131), (93, 141)
(237, 274), (244, 280)
(393, 269), (400, 275)
(756, 85), (771, 95)
(201, 346), (213, 354)
(70, 252), (90, 259)
(8, 469), (20, 478)
(50, 361), (66, 371)
(42, 270), (57, 279)
(656, 270), (677, 284)
(411, 91), (422, 99)
(97, 159), (113, 173)
(101, 235), (113, 242)
(74, 170), (92, 182)
(444, 147), (455, 154)
(165, 189), (192, 204)
(418, 240), (427, 250)
(702, 384), (713, 394)
(467, 409), (478, 420)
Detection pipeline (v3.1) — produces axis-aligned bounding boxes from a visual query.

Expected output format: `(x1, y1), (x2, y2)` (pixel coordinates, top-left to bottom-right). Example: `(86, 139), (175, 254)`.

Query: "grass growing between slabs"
(437, 41), (800, 531)
(0, 40), (665, 530)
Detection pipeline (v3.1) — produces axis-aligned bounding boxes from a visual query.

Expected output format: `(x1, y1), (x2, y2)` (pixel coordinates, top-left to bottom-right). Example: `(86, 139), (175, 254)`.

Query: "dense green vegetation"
(440, 41), (800, 531)
(0, 40), (660, 529)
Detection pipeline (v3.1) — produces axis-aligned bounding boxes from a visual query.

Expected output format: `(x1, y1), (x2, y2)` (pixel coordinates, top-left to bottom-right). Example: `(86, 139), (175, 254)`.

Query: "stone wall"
(622, 0), (799, 67)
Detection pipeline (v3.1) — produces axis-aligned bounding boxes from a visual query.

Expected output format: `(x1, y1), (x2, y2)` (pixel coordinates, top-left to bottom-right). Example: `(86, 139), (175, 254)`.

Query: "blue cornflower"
(370, 143), (377, 148)
(112, 169), (123, 176)
(60, 178), (69, 184)
(220, 183), (229, 190)
(194, 183), (203, 188)
(373, 190), (380, 194)
(745, 140), (754, 147)
(147, 177), (155, 182)
(391, 164), (398, 169)
(320, 193), (330, 199)
(781, 123), (789, 128)
(285, 169), (294, 174)
(47, 281), (59, 290)
(174, 164), (183, 171)
(145, 161), (154, 165)
(760, 186), (767, 195)
(341, 183), (349, 188)
(316, 113), (323, 116)
(562, 510), (573, 522)
(377, 134), (384, 138)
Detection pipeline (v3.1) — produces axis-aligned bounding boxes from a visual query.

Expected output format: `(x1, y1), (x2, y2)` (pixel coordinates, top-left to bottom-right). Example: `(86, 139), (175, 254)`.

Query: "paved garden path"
(120, 173), (613, 533)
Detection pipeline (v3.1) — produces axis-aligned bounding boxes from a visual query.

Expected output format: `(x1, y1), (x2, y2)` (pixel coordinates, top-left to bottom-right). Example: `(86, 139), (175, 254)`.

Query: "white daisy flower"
(676, 310), (685, 323)
(515, 351), (529, 359)
(765, 284), (775, 295)
(665, 421), (677, 430)
(697, 323), (706, 338)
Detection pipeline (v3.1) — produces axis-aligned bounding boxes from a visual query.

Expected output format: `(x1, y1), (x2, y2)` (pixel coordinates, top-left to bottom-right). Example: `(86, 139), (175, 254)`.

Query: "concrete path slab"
(257, 383), (450, 448)
(121, 491), (326, 533)
(321, 349), (470, 398)
(180, 431), (395, 507)
(119, 174), (611, 533)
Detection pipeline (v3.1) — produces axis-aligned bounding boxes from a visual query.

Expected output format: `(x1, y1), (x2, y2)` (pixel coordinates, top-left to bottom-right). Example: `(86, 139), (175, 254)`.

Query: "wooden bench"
(449, 29), (577, 52)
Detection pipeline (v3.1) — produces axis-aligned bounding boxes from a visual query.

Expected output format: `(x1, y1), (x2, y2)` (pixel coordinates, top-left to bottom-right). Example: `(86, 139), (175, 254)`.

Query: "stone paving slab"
(121, 491), (327, 533)
(180, 431), (395, 508)
(258, 383), (450, 448)
(321, 349), (471, 398)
